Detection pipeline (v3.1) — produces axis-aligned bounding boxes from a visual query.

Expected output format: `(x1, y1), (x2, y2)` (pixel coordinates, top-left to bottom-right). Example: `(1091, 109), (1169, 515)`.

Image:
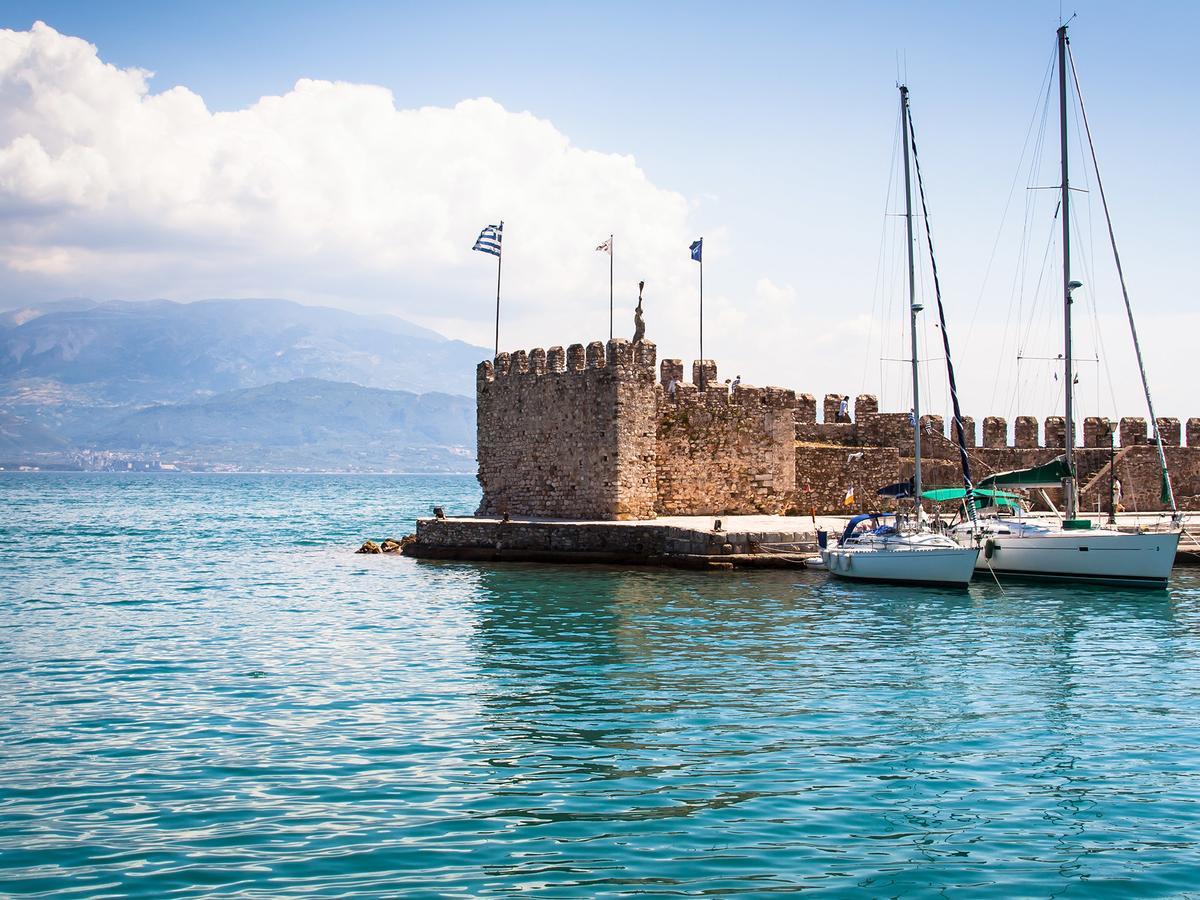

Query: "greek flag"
(473, 222), (503, 257)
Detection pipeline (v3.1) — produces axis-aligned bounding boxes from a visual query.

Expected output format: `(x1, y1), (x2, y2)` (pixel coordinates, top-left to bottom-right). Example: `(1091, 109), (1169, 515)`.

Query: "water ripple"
(2, 473), (1200, 896)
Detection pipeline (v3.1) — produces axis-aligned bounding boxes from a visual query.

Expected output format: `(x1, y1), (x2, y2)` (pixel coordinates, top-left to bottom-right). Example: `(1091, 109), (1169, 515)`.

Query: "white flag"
(595, 238), (611, 255)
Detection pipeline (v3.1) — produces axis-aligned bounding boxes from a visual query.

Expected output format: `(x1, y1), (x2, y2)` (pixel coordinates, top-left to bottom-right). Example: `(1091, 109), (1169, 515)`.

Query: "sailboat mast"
(900, 85), (922, 503)
(1058, 24), (1077, 519)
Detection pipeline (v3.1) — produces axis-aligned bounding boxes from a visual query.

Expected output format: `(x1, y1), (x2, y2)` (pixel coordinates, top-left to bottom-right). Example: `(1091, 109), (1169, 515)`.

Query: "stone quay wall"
(475, 337), (1200, 519)
(412, 517), (674, 558)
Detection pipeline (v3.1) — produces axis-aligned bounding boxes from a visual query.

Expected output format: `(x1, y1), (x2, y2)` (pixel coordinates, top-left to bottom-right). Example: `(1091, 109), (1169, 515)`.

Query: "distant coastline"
(1, 298), (483, 473)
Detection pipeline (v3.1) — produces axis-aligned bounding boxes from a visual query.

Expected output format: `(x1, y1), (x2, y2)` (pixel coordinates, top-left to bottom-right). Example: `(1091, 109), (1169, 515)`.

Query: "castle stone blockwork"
(476, 339), (658, 520)
(476, 338), (1200, 520)
(655, 360), (798, 516)
(477, 338), (798, 520)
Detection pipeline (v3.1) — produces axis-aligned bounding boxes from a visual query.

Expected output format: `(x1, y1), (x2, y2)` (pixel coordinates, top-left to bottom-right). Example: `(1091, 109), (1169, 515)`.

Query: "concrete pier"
(401, 512), (1200, 570)
(403, 514), (842, 570)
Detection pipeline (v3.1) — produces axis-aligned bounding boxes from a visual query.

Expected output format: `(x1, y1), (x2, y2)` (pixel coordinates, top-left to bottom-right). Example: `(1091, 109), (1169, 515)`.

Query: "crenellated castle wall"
(655, 359), (798, 515)
(475, 339), (1200, 519)
(789, 400), (1200, 514)
(476, 340), (799, 519)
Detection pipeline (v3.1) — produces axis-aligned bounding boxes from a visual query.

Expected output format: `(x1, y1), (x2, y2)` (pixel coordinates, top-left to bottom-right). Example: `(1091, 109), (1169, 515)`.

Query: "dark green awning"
(976, 455), (1071, 489)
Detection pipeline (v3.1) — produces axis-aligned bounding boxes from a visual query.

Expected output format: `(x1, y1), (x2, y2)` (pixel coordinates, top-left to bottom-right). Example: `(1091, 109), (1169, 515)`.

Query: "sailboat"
(822, 85), (980, 587)
(950, 24), (1180, 589)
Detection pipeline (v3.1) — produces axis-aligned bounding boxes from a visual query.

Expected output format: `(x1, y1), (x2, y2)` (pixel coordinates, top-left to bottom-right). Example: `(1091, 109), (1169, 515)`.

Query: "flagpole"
(608, 234), (614, 340)
(698, 242), (704, 384)
(494, 231), (502, 359)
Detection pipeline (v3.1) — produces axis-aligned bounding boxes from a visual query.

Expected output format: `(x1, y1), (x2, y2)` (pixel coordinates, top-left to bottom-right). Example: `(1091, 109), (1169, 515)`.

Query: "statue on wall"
(633, 280), (646, 343)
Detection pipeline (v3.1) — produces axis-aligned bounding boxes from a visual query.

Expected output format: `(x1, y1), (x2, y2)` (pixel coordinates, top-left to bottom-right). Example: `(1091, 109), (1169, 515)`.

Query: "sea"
(3, 472), (1200, 897)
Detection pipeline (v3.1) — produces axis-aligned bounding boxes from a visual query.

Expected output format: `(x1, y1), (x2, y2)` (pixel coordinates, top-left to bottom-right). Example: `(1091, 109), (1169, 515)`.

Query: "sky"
(0, 1), (1196, 424)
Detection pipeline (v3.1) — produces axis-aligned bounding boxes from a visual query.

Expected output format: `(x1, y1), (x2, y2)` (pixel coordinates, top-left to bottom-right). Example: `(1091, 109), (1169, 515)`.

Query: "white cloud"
(0, 22), (702, 349)
(0, 22), (1192, 424)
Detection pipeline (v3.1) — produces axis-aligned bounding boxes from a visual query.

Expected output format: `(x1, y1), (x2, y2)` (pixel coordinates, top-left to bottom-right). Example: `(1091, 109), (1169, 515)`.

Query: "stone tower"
(475, 338), (659, 520)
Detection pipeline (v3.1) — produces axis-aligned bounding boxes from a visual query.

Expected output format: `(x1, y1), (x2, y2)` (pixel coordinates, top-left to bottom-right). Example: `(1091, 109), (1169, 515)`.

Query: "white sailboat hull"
(822, 544), (981, 586)
(958, 523), (1178, 588)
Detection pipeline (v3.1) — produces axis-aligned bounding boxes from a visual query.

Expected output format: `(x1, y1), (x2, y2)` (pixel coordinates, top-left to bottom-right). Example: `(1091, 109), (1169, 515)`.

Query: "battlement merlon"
(692, 359), (717, 387)
(1083, 416), (1115, 447)
(662, 382), (798, 410)
(855, 394), (880, 418)
(477, 338), (658, 386)
(790, 399), (1186, 450)
(1158, 417), (1181, 447)
(795, 393), (817, 423)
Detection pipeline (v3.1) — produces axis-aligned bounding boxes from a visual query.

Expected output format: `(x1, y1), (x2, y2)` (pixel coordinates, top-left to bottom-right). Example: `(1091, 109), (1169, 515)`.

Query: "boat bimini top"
(841, 512), (898, 545)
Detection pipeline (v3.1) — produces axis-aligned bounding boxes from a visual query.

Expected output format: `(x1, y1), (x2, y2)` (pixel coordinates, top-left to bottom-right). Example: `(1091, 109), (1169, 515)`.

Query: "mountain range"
(0, 298), (487, 471)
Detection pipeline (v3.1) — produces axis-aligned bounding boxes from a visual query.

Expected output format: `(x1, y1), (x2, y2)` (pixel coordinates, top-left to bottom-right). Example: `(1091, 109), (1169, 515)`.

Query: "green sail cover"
(920, 487), (1021, 509)
(920, 487), (1019, 502)
(976, 455), (1071, 489)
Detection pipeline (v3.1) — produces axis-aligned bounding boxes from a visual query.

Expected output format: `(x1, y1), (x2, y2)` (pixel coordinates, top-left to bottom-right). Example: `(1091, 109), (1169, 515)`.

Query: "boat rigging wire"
(987, 43), (1059, 414)
(1067, 42), (1177, 513)
(905, 104), (977, 522)
(1064, 72), (1119, 422)
(964, 47), (1057, 354)
(1011, 208), (1060, 416)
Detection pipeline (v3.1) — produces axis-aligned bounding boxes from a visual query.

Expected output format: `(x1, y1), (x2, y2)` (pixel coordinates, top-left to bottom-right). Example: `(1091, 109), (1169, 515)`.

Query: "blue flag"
(689, 238), (702, 262)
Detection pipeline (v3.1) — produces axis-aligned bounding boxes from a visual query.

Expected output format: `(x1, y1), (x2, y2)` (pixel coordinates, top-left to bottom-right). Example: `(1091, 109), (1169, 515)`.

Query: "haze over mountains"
(0, 298), (485, 471)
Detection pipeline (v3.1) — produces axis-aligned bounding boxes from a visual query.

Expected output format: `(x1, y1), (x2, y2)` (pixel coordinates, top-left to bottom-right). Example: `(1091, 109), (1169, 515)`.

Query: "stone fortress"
(475, 337), (1200, 521)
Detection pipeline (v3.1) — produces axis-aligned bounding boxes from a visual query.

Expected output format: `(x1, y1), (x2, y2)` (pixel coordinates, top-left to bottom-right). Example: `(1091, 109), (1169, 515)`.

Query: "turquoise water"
(3, 474), (1200, 897)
